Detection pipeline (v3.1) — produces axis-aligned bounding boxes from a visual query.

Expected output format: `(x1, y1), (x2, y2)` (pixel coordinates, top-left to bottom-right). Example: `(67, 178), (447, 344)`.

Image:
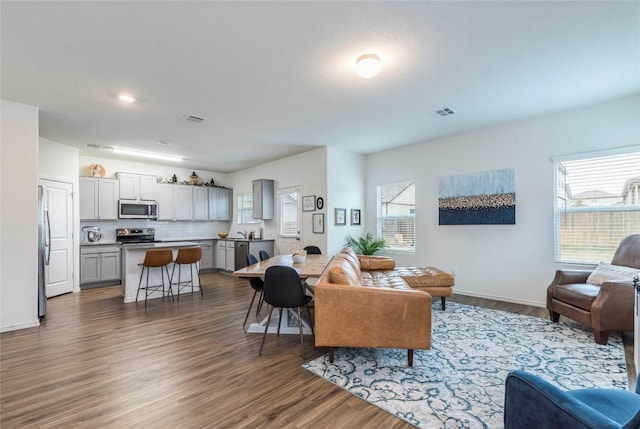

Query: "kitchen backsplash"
(80, 219), (230, 242)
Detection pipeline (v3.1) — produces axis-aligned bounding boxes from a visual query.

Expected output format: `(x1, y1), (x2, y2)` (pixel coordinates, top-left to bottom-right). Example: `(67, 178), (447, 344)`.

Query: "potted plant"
(344, 232), (387, 255)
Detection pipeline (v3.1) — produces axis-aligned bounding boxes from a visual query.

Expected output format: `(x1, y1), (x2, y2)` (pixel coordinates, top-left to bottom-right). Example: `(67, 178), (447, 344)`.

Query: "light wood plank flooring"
(1, 273), (635, 428)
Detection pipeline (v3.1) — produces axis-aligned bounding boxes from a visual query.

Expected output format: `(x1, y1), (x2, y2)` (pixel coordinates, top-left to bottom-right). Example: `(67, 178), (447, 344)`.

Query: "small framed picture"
(335, 208), (346, 226)
(351, 209), (361, 225)
(316, 197), (324, 210)
(312, 213), (324, 234)
(302, 195), (316, 212)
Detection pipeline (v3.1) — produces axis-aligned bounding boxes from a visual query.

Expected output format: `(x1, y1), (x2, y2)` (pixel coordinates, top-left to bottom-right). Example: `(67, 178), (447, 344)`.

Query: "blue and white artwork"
(439, 168), (515, 225)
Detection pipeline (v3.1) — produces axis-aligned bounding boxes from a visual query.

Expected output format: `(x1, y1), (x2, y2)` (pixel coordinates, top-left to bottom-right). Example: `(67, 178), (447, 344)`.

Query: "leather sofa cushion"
(386, 267), (455, 288)
(361, 274), (411, 290)
(552, 283), (600, 311)
(334, 253), (361, 278)
(359, 256), (396, 271)
(328, 260), (360, 286)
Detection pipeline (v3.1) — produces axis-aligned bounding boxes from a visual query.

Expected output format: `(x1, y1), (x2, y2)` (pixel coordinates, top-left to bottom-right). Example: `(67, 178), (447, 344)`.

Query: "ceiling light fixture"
(355, 53), (381, 78)
(117, 93), (136, 103)
(112, 147), (182, 162)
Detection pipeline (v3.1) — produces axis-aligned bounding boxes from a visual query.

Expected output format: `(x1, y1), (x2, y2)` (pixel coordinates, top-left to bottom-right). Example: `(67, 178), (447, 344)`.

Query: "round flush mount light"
(117, 93), (136, 103)
(355, 53), (381, 78)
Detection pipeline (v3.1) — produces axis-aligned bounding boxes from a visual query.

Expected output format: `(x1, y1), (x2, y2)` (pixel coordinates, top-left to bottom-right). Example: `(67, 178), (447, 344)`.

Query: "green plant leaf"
(344, 232), (387, 255)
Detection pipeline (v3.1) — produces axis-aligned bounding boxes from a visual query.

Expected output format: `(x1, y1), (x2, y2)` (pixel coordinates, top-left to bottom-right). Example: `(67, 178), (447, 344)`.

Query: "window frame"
(376, 180), (416, 253)
(237, 192), (259, 225)
(278, 187), (300, 238)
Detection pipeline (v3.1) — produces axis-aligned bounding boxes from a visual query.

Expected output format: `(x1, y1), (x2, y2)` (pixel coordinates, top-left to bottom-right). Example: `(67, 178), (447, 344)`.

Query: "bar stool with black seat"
(259, 265), (314, 358)
(243, 253), (264, 329)
(303, 245), (322, 254)
(259, 250), (271, 261)
(170, 246), (203, 301)
(136, 248), (174, 307)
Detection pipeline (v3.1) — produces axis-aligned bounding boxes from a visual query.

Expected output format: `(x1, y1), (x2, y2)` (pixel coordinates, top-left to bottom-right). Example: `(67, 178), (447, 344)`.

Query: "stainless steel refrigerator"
(38, 185), (49, 318)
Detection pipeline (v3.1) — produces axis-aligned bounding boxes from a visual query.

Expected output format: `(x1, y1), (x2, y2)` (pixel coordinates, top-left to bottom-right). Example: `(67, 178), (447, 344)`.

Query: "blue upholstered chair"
(504, 370), (640, 429)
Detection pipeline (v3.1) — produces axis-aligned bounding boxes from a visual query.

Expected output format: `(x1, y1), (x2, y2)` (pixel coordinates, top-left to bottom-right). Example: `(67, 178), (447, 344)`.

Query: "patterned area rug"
(303, 302), (628, 428)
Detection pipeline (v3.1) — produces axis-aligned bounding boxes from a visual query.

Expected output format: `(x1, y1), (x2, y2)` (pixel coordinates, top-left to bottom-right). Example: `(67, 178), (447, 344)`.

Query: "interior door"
(40, 179), (74, 297)
(276, 186), (302, 255)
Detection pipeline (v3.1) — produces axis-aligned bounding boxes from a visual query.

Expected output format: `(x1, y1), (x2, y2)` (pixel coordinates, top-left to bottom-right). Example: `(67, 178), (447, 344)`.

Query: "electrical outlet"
(450, 268), (456, 276)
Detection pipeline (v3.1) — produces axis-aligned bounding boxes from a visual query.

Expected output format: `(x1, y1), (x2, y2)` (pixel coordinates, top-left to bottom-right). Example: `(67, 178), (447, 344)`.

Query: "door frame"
(276, 186), (302, 255)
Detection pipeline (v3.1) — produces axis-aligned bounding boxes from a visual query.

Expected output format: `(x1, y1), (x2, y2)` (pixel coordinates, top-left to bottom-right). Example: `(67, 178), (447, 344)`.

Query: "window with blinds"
(279, 189), (299, 237)
(554, 148), (640, 264)
(377, 180), (416, 251)
(237, 192), (258, 224)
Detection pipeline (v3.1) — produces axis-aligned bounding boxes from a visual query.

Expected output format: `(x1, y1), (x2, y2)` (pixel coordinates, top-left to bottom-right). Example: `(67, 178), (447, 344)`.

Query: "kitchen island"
(121, 241), (201, 303)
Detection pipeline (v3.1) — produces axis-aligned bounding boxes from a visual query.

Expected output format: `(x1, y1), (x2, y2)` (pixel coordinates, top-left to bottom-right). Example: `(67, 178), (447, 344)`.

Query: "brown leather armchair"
(547, 234), (640, 345)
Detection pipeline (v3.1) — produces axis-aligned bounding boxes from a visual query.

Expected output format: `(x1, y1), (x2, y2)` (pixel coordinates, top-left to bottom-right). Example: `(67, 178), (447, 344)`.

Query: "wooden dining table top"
(232, 254), (334, 278)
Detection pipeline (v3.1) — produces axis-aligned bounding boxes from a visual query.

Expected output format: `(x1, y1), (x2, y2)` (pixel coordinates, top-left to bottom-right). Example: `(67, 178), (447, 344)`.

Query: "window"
(554, 148), (640, 264)
(377, 181), (415, 251)
(237, 192), (258, 224)
(278, 188), (300, 237)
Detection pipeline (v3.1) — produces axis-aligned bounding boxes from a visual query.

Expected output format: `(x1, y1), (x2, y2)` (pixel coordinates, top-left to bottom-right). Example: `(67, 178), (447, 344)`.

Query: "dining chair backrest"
(303, 245), (322, 255)
(259, 250), (271, 261)
(263, 266), (306, 308)
(246, 254), (264, 290)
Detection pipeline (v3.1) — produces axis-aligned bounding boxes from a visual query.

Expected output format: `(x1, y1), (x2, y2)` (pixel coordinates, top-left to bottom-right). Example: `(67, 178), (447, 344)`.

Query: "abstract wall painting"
(439, 168), (516, 225)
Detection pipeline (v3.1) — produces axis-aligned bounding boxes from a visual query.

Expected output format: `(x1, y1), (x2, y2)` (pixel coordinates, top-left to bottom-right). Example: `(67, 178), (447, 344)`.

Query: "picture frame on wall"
(351, 209), (361, 225)
(335, 208), (346, 226)
(312, 213), (324, 234)
(302, 195), (316, 212)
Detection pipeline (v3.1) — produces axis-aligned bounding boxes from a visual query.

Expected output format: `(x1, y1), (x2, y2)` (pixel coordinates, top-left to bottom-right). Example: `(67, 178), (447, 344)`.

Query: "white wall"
(40, 138), (81, 292)
(229, 148), (327, 253)
(366, 94), (640, 307)
(1, 100), (40, 331)
(326, 147), (366, 254)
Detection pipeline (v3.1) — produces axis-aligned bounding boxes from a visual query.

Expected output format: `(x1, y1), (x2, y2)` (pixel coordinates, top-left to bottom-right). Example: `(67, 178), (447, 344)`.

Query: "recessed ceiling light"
(117, 93), (136, 103)
(355, 53), (381, 79)
(112, 147), (182, 162)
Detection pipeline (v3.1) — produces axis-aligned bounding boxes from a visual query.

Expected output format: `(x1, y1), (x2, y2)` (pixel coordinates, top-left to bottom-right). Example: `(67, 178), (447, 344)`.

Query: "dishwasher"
(234, 241), (249, 270)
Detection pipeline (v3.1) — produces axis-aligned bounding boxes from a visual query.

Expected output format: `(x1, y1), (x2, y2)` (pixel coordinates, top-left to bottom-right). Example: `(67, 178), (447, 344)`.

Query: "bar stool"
(171, 246), (203, 301)
(136, 248), (174, 307)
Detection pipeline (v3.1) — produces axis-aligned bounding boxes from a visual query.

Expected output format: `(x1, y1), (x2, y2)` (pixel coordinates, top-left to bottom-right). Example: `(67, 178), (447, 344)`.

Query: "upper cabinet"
(79, 177), (119, 220)
(118, 172), (157, 201)
(252, 179), (274, 220)
(158, 184), (222, 221)
(208, 187), (232, 221)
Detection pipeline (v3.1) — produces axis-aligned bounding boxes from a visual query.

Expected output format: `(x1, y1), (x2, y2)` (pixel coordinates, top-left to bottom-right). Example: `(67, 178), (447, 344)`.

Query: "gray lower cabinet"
(80, 245), (121, 286)
(197, 240), (214, 270)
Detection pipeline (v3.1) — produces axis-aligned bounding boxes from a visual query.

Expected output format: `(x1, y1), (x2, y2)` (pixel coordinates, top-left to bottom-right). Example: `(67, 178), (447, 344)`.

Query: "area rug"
(303, 302), (628, 429)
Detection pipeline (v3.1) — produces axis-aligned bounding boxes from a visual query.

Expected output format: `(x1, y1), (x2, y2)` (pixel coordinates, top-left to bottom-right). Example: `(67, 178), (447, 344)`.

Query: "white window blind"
(554, 149), (640, 264)
(377, 181), (415, 250)
(237, 192), (258, 224)
(279, 190), (299, 237)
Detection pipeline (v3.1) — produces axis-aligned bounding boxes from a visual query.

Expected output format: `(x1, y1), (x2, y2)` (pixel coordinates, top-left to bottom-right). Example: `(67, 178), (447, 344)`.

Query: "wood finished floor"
(1, 273), (635, 428)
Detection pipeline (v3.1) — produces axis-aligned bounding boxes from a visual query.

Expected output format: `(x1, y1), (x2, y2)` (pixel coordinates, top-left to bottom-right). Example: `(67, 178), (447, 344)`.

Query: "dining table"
(233, 253), (334, 335)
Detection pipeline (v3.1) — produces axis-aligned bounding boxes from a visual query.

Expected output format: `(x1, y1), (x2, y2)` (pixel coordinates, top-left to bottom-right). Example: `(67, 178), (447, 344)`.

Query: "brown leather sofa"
(314, 247), (439, 366)
(546, 234), (640, 345)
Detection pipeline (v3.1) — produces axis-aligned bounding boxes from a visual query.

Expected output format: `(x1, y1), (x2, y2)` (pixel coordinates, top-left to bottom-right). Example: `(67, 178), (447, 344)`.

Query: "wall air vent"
(182, 114), (205, 123)
(432, 107), (455, 117)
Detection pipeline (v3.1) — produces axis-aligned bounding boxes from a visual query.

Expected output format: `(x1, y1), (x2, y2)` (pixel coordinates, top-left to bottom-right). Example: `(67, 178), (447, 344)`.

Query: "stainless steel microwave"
(118, 200), (158, 220)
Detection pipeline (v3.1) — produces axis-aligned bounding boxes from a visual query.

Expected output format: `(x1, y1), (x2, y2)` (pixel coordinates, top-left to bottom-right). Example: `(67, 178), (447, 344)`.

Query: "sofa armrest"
(314, 282), (431, 349)
(592, 280), (635, 332)
(549, 269), (593, 286)
(504, 370), (619, 429)
(358, 255), (395, 271)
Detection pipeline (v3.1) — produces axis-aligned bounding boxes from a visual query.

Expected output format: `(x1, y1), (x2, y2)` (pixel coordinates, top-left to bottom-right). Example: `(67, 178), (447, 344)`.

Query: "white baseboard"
(0, 320), (40, 333)
(453, 289), (546, 308)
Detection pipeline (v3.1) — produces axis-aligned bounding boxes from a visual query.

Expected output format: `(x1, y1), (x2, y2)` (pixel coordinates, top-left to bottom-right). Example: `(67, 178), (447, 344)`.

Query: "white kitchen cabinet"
(193, 187), (209, 221)
(174, 185), (194, 220)
(198, 240), (214, 270)
(80, 245), (121, 285)
(215, 240), (235, 271)
(157, 183), (175, 220)
(225, 241), (235, 271)
(208, 187), (232, 221)
(79, 177), (119, 220)
(118, 172), (157, 201)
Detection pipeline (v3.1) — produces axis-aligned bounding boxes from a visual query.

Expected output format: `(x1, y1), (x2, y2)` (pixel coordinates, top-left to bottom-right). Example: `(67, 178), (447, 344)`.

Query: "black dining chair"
(243, 253), (265, 330)
(303, 245), (322, 254)
(259, 250), (271, 261)
(259, 266), (314, 358)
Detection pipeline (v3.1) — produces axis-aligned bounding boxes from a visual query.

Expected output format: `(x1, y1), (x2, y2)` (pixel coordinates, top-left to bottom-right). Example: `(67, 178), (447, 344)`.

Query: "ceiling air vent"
(182, 114), (205, 123)
(84, 143), (102, 149)
(432, 107), (455, 117)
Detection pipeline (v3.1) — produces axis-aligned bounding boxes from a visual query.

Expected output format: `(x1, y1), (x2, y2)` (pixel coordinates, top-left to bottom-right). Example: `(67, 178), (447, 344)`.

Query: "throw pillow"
(586, 262), (639, 286)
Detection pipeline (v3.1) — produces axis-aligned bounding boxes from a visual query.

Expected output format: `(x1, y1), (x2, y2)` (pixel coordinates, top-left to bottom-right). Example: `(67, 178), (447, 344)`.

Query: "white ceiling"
(2, 1), (639, 173)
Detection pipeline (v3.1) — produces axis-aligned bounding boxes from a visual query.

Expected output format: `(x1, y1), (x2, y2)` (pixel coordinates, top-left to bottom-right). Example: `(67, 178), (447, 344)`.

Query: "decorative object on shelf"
(172, 174), (178, 183)
(351, 209), (361, 225)
(189, 171), (199, 185)
(344, 232), (387, 255)
(303, 195), (316, 212)
(316, 197), (324, 210)
(209, 179), (215, 186)
(313, 213), (324, 234)
(87, 163), (105, 177)
(335, 208), (346, 226)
